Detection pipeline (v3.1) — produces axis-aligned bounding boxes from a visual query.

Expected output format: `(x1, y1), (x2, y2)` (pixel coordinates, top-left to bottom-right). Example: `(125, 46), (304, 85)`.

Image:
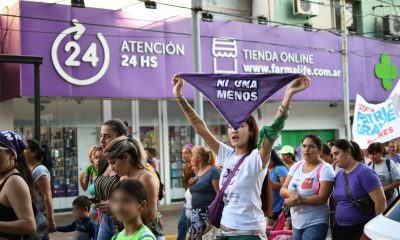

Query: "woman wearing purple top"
(331, 139), (386, 240)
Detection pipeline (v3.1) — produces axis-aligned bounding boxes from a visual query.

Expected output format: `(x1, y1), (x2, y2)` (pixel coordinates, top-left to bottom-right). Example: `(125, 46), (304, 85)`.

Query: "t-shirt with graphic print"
(369, 159), (400, 205)
(217, 142), (268, 231)
(288, 161), (335, 230)
(112, 225), (156, 240)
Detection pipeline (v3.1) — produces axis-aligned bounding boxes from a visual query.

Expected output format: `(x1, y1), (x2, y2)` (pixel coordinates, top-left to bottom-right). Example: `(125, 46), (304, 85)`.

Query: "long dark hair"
(271, 149), (285, 167)
(26, 139), (52, 171)
(302, 134), (323, 150)
(245, 115), (259, 151)
(16, 152), (37, 203)
(331, 139), (363, 162)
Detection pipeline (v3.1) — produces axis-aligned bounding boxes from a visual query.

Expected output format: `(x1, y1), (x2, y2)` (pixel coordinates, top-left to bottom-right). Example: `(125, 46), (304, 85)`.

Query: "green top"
(112, 225), (156, 240)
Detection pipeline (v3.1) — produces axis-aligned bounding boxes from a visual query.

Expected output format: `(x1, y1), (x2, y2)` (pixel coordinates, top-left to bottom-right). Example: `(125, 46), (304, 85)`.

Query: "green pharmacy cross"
(375, 53), (398, 91)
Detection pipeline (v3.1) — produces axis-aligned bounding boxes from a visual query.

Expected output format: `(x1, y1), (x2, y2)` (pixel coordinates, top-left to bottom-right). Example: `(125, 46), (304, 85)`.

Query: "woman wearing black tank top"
(0, 131), (36, 239)
(95, 119), (127, 240)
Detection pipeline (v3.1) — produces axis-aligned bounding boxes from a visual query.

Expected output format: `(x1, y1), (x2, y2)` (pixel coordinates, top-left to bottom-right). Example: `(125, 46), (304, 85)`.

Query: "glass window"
(112, 99), (132, 126)
(13, 97), (101, 209)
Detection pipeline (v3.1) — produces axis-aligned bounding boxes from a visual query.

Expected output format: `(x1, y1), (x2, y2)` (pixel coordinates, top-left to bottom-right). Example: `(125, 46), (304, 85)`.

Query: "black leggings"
(332, 223), (365, 240)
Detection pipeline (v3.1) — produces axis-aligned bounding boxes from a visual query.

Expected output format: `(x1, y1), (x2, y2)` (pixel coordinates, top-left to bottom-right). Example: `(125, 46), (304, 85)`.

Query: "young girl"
(110, 180), (156, 240)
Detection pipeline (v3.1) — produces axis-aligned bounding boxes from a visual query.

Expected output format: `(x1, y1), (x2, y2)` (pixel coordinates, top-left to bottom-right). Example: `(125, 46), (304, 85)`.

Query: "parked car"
(364, 196), (400, 240)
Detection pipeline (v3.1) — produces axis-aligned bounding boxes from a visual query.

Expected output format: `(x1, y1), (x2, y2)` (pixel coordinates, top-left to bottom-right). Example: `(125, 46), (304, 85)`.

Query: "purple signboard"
(1, 1), (399, 102)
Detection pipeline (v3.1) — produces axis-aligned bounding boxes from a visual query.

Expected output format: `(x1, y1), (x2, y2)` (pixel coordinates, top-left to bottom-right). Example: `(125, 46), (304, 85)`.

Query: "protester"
(331, 139), (386, 240)
(110, 180), (156, 240)
(188, 146), (220, 240)
(320, 144), (333, 165)
(104, 136), (164, 240)
(56, 196), (96, 240)
(25, 139), (56, 238)
(281, 145), (296, 170)
(268, 150), (288, 226)
(173, 74), (310, 239)
(80, 145), (102, 192)
(178, 144), (195, 240)
(280, 134), (335, 240)
(145, 147), (160, 173)
(96, 119), (127, 240)
(386, 140), (400, 163)
(0, 130), (36, 239)
(368, 142), (400, 205)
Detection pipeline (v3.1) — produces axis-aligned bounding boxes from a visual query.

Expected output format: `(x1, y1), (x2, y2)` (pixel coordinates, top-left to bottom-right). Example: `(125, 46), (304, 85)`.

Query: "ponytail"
(26, 139), (53, 171)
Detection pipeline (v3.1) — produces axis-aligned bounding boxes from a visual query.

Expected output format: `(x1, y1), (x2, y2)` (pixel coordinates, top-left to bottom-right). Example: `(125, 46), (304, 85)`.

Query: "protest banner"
(352, 80), (400, 149)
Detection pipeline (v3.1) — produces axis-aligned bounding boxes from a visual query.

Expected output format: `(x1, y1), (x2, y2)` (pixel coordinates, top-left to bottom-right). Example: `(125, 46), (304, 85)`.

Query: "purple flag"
(180, 73), (300, 130)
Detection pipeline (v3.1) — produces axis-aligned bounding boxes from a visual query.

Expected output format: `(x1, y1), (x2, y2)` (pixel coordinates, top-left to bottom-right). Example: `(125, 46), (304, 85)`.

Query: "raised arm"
(172, 74), (219, 153)
(259, 76), (311, 166)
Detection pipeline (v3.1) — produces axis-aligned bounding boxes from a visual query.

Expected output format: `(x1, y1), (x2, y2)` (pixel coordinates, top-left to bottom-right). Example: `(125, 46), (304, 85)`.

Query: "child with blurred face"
(110, 180), (156, 240)
(56, 196), (96, 240)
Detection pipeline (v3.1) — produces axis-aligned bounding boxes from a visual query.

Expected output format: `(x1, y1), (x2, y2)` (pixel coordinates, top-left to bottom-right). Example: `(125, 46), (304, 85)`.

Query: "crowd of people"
(0, 73), (400, 240)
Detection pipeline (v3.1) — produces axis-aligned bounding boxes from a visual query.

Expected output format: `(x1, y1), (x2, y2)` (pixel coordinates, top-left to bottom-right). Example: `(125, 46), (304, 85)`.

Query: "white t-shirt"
(217, 143), (268, 231)
(288, 161), (335, 230)
(184, 189), (192, 219)
(369, 159), (400, 205)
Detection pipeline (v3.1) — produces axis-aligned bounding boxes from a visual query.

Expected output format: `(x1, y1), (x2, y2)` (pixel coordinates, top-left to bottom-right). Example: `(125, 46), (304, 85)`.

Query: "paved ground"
(51, 203), (183, 240)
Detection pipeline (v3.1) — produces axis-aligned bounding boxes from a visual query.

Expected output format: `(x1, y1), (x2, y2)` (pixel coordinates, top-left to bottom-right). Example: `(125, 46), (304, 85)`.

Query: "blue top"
(190, 166), (220, 208)
(57, 216), (96, 240)
(270, 165), (288, 213)
(333, 163), (382, 226)
(385, 153), (400, 163)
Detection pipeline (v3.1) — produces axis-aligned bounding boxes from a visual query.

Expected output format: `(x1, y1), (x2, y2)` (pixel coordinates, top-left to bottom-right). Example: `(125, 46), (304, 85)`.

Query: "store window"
(138, 100), (161, 170)
(13, 97), (102, 210)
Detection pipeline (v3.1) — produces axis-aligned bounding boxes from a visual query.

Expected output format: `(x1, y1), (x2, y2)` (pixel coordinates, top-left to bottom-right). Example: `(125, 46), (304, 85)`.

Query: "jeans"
(177, 206), (188, 240)
(292, 223), (328, 240)
(97, 214), (117, 240)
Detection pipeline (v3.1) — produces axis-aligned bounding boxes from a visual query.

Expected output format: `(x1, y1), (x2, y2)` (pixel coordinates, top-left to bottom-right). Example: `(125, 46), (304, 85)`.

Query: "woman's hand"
(284, 190), (301, 207)
(47, 219), (56, 233)
(97, 201), (110, 214)
(286, 75), (311, 96)
(172, 74), (183, 97)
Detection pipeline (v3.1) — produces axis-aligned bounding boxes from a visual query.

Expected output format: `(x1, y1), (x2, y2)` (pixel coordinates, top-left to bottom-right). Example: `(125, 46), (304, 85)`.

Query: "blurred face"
(302, 138), (320, 162)
(72, 205), (87, 220)
(191, 150), (200, 168)
(388, 142), (396, 154)
(228, 123), (251, 149)
(100, 125), (119, 150)
(281, 154), (293, 164)
(108, 153), (130, 177)
(182, 148), (192, 164)
(0, 148), (15, 173)
(92, 150), (101, 170)
(370, 151), (383, 163)
(331, 146), (351, 169)
(110, 189), (146, 222)
(24, 147), (35, 162)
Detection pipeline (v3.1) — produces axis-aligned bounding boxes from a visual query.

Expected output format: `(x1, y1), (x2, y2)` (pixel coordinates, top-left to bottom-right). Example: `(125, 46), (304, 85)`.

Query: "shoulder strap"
(386, 159), (392, 174)
(0, 173), (22, 192)
(343, 172), (355, 200)
(293, 161), (304, 173)
(220, 153), (250, 193)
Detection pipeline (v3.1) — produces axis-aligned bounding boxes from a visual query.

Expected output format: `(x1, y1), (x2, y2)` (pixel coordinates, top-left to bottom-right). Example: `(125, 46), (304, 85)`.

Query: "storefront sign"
(352, 80), (400, 149)
(1, 1), (399, 101)
(181, 73), (300, 129)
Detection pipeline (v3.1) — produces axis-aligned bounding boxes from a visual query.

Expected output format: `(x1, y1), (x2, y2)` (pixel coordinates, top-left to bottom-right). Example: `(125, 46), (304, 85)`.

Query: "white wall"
(259, 101), (346, 139)
(0, 99), (14, 130)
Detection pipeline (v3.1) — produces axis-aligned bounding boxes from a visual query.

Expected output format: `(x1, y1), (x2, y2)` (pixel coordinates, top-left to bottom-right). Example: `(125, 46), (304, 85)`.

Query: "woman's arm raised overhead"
(173, 74), (219, 153)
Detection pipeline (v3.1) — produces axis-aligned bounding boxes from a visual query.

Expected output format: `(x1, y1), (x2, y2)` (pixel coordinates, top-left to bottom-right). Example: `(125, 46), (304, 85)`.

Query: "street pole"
(34, 63), (41, 141)
(191, 8), (204, 145)
(340, 0), (351, 141)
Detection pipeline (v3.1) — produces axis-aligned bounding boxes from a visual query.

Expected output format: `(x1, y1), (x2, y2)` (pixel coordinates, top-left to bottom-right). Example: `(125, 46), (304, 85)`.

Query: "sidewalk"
(51, 203), (183, 240)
